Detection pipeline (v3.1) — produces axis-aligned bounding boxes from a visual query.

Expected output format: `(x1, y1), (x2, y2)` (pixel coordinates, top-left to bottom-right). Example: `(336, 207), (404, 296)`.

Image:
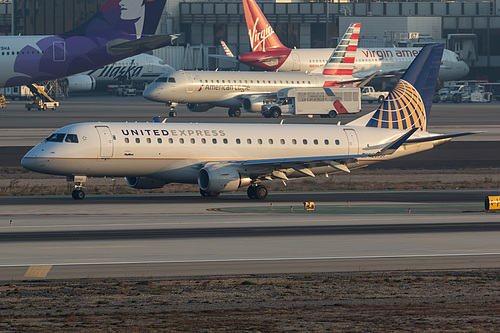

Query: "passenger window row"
(201, 79), (312, 85)
(124, 137), (341, 146)
(2, 50), (50, 56)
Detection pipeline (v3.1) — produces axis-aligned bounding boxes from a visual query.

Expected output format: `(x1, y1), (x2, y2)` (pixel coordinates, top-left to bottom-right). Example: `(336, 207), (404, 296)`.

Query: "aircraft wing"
(208, 54), (238, 62)
(107, 35), (172, 56)
(236, 129), (417, 177)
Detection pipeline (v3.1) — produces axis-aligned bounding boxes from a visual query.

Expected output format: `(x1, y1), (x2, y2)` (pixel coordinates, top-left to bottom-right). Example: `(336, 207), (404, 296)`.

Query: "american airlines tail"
(244, 0), (286, 51)
(321, 23), (360, 77)
(365, 44), (444, 131)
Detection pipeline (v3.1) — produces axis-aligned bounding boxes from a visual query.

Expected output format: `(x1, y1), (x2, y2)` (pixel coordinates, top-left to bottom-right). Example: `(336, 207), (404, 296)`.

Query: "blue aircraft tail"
(62, 0), (167, 39)
(365, 43), (444, 131)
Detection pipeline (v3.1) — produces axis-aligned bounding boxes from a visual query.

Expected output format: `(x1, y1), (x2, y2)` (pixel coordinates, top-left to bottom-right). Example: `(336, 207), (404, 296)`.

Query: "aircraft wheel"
(233, 109), (241, 117)
(254, 185), (268, 200)
(247, 186), (256, 199)
(169, 111), (177, 117)
(228, 109), (234, 117)
(72, 189), (85, 200)
(328, 110), (337, 118)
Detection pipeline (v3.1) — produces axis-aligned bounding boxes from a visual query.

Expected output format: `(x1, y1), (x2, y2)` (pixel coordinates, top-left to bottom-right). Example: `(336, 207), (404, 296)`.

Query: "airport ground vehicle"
(25, 98), (59, 111)
(261, 87), (361, 118)
(439, 84), (492, 103)
(361, 86), (389, 103)
(483, 83), (500, 100)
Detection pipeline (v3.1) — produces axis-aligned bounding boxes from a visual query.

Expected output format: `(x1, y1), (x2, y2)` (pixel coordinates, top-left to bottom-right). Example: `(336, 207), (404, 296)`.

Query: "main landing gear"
(68, 175), (87, 200)
(247, 184), (268, 200)
(228, 108), (241, 117)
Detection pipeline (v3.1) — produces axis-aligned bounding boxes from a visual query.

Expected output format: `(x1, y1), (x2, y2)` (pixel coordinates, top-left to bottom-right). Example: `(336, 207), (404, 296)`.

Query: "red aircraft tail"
(243, 0), (287, 52)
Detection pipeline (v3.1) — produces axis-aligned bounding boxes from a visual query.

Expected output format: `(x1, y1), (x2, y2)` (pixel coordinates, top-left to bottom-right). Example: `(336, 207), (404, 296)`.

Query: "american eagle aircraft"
(143, 23), (362, 118)
(217, 0), (469, 81)
(0, 0), (171, 88)
(22, 44), (476, 200)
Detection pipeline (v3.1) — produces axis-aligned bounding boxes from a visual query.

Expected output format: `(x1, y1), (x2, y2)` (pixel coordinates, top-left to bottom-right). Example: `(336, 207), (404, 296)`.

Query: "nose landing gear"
(68, 175), (87, 200)
(166, 102), (178, 117)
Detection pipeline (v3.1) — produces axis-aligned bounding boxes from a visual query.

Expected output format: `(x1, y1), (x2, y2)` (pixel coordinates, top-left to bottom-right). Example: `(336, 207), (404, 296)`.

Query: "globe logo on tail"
(366, 80), (427, 131)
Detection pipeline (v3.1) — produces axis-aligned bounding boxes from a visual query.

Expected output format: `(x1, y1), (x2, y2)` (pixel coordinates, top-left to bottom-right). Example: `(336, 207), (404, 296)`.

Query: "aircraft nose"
(143, 84), (163, 102)
(21, 150), (40, 172)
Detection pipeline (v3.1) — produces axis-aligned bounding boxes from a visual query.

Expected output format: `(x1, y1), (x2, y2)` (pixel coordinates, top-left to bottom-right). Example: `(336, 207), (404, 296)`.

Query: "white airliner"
(22, 44), (475, 200)
(143, 23), (362, 118)
(226, 0), (469, 81)
(66, 54), (175, 93)
(0, 0), (170, 89)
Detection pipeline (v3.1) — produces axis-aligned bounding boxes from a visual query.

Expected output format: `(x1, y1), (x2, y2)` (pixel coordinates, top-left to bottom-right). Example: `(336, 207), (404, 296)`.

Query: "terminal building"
(1, 0), (500, 81)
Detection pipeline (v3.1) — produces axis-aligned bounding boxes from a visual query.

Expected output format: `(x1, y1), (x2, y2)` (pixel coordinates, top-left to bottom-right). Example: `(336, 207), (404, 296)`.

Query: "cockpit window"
(65, 134), (79, 143)
(45, 133), (66, 142)
(156, 77), (168, 82)
(168, 77), (176, 83)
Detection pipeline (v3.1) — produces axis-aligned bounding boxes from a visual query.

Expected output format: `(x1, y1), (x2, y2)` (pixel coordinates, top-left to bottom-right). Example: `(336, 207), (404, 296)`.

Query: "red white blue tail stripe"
(322, 23), (360, 76)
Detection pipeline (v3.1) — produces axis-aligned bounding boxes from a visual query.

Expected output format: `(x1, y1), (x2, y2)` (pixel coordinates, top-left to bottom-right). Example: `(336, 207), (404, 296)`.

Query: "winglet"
(220, 40), (235, 57)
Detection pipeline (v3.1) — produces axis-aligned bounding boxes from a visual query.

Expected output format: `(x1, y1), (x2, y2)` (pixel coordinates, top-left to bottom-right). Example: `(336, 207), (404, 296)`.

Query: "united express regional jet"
(143, 23), (362, 117)
(227, 0), (469, 81)
(0, 0), (171, 88)
(22, 44), (476, 200)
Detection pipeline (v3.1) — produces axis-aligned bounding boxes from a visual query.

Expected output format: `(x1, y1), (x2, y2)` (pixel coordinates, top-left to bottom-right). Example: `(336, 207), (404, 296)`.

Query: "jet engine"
(63, 74), (97, 93)
(242, 95), (274, 113)
(187, 103), (213, 112)
(126, 177), (167, 189)
(198, 164), (251, 193)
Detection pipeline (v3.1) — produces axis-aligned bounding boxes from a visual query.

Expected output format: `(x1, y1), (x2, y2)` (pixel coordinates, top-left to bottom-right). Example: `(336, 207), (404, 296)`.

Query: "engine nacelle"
(242, 95), (272, 113)
(187, 103), (212, 112)
(198, 164), (251, 193)
(64, 74), (96, 93)
(126, 177), (167, 189)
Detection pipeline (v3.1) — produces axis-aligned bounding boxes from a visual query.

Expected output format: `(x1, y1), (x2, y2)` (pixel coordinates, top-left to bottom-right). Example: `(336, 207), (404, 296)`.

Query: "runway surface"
(1, 95), (500, 280)
(1, 191), (499, 280)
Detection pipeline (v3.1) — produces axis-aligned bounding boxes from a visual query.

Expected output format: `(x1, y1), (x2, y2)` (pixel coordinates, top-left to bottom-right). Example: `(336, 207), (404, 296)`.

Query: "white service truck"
(261, 87), (361, 118)
(361, 86), (389, 103)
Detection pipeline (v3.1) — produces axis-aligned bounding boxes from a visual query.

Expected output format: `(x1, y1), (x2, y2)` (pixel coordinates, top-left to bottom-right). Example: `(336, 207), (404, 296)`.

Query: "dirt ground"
(0, 270), (499, 332)
(2, 167), (499, 331)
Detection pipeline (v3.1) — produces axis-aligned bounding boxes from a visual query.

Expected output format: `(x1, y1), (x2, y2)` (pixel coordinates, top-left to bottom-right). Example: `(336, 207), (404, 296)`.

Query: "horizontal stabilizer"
(407, 131), (483, 143)
(107, 35), (171, 56)
(375, 128), (418, 155)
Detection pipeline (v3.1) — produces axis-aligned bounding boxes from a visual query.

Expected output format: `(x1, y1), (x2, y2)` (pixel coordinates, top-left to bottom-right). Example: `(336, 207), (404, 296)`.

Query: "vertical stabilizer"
(365, 44), (444, 131)
(322, 23), (361, 77)
(62, 0), (167, 39)
(243, 0), (287, 51)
